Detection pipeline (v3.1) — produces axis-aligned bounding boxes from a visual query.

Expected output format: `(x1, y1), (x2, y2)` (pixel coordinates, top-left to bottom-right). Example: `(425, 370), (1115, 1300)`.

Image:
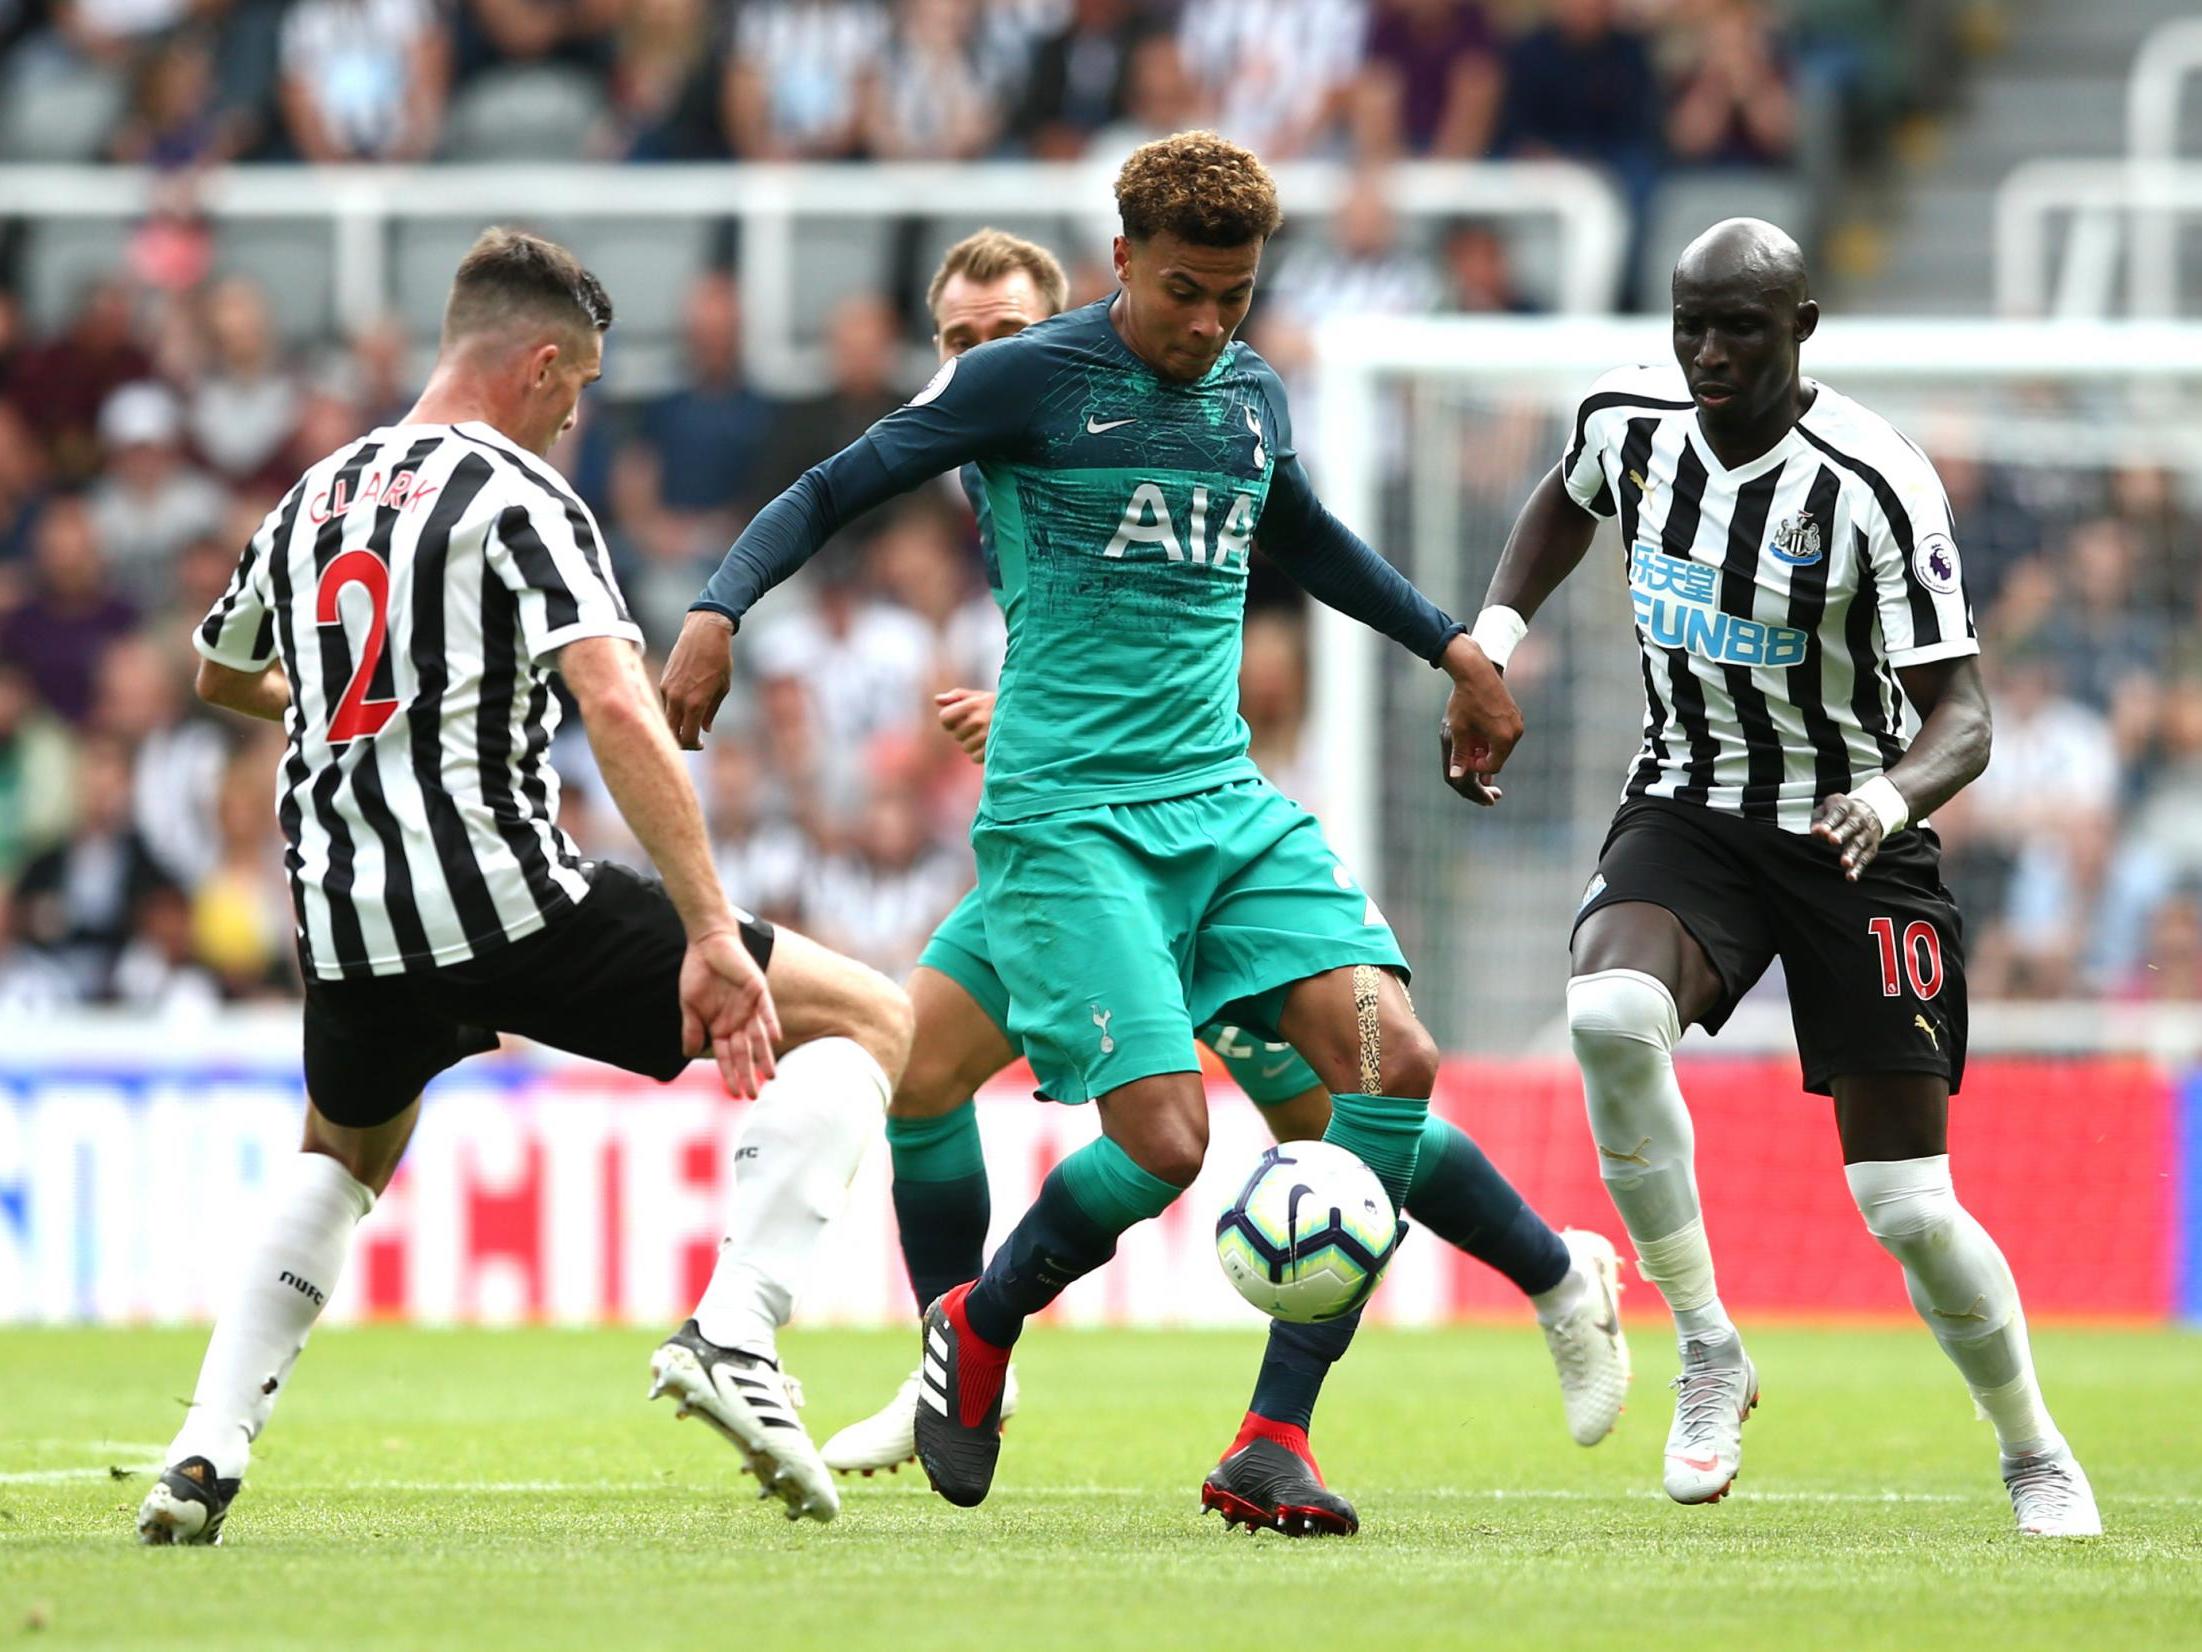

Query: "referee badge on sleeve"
(1913, 532), (1962, 594)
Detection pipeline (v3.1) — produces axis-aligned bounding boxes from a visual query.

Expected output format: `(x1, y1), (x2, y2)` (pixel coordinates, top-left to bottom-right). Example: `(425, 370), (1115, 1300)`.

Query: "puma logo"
(1930, 1294), (1988, 1324)
(1914, 1014), (1940, 1050)
(1092, 1006), (1116, 1054)
(1597, 1137), (1652, 1168)
(1629, 468), (1654, 496)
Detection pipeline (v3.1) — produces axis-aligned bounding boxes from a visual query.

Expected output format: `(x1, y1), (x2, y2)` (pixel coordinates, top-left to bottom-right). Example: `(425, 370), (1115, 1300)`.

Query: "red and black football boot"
(912, 1283), (1012, 1508)
(1201, 1416), (1359, 1537)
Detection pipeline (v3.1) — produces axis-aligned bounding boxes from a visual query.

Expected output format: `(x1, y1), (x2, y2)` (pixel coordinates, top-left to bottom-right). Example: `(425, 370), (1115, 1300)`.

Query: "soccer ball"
(1214, 1141), (1401, 1324)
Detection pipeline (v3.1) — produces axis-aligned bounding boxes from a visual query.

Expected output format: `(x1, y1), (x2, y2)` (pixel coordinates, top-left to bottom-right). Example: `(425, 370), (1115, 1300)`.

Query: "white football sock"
(1568, 969), (1735, 1347)
(692, 1037), (889, 1354)
(1847, 1154), (2059, 1456)
(167, 1151), (375, 1481)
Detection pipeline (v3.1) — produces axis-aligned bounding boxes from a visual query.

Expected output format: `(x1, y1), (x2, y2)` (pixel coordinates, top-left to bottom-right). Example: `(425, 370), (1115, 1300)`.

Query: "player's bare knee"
(891, 1040), (976, 1121)
(1374, 1014), (1440, 1099)
(1118, 1106), (1209, 1189)
(850, 974), (915, 1086)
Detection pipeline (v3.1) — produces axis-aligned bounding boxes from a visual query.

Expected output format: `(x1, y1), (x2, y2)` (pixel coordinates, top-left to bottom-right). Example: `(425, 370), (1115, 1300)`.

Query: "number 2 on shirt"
(316, 547), (399, 744)
(1867, 916), (1944, 998)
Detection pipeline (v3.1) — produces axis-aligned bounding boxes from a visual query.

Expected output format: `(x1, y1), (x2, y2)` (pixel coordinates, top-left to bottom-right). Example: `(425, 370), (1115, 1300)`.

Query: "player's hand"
(936, 687), (995, 763)
(1811, 792), (1885, 882)
(1438, 635), (1522, 806)
(660, 611), (736, 751)
(680, 928), (781, 1099)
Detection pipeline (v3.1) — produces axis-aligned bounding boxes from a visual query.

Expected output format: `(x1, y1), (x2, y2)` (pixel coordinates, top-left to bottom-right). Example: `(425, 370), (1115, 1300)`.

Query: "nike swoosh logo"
(1086, 416), (1135, 434)
(1675, 1454), (1720, 1472)
(1258, 1060), (1296, 1079)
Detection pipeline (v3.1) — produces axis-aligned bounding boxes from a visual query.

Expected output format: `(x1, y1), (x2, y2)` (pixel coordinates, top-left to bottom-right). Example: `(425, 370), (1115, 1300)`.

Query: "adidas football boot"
(136, 1457), (239, 1547)
(649, 1320), (838, 1523)
(1201, 1419), (1359, 1537)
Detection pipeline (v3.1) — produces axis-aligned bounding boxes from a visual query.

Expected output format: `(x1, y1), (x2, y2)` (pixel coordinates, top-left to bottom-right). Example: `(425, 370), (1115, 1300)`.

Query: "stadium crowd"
(4, 0), (2187, 1018)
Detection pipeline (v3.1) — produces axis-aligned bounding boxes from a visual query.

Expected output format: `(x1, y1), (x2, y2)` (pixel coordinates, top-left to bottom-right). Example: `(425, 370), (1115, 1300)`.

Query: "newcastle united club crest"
(1768, 508), (1824, 567)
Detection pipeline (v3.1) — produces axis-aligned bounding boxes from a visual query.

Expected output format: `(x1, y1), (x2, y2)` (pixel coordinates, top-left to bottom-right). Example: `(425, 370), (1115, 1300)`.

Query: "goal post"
(1309, 315), (2202, 1056)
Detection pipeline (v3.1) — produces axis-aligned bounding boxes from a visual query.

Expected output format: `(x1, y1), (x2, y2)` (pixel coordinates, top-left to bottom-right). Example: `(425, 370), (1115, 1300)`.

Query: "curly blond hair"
(1114, 130), (1283, 246)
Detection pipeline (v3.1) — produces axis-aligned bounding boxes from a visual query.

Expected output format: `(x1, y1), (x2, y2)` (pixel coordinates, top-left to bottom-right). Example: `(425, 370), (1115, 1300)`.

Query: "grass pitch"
(2, 1323), (2197, 1652)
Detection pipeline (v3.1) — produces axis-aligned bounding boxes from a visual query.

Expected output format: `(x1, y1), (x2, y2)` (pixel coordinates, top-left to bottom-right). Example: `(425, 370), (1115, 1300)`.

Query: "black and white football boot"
(1201, 1420), (1359, 1537)
(649, 1320), (839, 1523)
(136, 1457), (239, 1546)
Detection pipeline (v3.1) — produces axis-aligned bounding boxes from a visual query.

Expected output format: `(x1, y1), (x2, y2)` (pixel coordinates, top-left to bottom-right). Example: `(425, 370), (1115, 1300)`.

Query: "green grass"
(1, 1325), (2197, 1652)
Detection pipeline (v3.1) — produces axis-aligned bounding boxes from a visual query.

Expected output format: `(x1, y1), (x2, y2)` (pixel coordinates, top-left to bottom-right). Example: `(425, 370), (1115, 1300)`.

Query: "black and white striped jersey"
(1562, 363), (1978, 833)
(195, 421), (641, 980)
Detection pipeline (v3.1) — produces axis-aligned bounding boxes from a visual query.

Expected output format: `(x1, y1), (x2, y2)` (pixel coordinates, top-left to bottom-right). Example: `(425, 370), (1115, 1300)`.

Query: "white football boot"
(650, 1320), (839, 1522)
(1538, 1228), (1631, 1446)
(2002, 1440), (2102, 1537)
(822, 1361), (1019, 1476)
(1662, 1331), (1758, 1504)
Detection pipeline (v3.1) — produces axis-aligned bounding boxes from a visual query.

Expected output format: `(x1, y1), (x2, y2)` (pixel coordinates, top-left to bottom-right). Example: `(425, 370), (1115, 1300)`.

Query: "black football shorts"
(1572, 796), (1967, 1097)
(303, 860), (776, 1128)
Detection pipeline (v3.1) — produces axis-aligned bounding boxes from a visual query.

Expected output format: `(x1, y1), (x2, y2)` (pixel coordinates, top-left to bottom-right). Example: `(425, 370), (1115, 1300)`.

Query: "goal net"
(1306, 315), (2202, 1059)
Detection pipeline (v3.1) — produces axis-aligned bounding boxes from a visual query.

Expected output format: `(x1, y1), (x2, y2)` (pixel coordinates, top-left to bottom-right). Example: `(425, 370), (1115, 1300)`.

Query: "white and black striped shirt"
(1563, 364), (1977, 833)
(195, 422), (642, 979)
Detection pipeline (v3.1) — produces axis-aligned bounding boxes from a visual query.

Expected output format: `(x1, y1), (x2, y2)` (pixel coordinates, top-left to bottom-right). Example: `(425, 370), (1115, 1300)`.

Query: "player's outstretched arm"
(563, 634), (781, 1096)
(662, 339), (1030, 749)
(1484, 464), (1604, 626)
(1812, 656), (1991, 881)
(1258, 450), (1524, 804)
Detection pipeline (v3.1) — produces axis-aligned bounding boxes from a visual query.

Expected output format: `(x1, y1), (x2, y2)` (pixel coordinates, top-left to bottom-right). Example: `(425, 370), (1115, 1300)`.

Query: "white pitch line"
(0, 1463), (163, 1485)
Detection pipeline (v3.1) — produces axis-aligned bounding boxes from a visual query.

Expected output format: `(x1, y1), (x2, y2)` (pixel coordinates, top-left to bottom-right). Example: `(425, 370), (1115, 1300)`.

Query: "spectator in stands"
(455, 0), (621, 81)
(866, 498), (1001, 693)
(593, 0), (720, 160)
(186, 275), (299, 489)
(91, 634), (231, 889)
(799, 753), (964, 978)
(1497, 0), (1661, 211)
(1666, 0), (1797, 169)
(111, 879), (221, 1016)
(755, 293), (905, 507)
(1178, 0), (1366, 159)
(721, 0), (889, 161)
(109, 28), (250, 169)
(706, 733), (809, 928)
(1940, 650), (2117, 999)
(865, 0), (1000, 159)
(12, 731), (181, 999)
(2107, 461), (2194, 615)
(2119, 889), (2202, 1003)
(1010, 0), (1158, 159)
(88, 381), (228, 610)
(0, 880), (78, 1013)
(1264, 175), (1443, 331)
(2, 278), (153, 485)
(2095, 676), (2202, 990)
(0, 496), (137, 724)
(1239, 610), (1320, 814)
(1083, 31), (1206, 170)
(750, 545), (934, 827)
(0, 400), (49, 588)
(345, 315), (417, 429)
(190, 731), (295, 998)
(278, 0), (449, 163)
(2033, 519), (2168, 715)
(0, 659), (75, 883)
(1438, 217), (1534, 313)
(1353, 0), (1503, 160)
(637, 273), (774, 533)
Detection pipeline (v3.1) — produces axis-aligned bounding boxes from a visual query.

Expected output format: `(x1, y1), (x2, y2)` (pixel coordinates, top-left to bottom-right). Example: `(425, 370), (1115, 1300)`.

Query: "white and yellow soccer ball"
(1214, 1141), (1401, 1324)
